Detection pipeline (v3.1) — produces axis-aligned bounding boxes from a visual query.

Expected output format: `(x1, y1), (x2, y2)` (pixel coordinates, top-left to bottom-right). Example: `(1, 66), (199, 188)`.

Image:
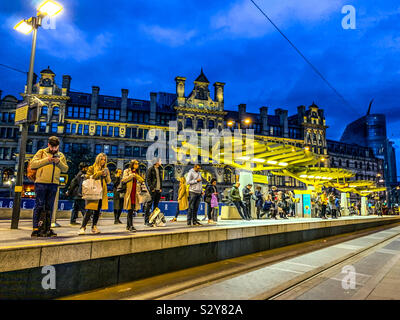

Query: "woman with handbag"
(79, 153), (111, 235)
(122, 160), (144, 232)
(112, 169), (124, 224)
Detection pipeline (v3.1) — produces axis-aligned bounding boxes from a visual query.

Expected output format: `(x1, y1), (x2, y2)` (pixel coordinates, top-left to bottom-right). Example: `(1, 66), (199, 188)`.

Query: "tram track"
(61, 222), (400, 300)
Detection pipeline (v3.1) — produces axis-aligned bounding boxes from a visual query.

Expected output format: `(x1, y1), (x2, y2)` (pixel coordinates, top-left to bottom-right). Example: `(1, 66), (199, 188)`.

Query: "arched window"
(208, 120), (215, 129)
(178, 121), (183, 131)
(41, 106), (48, 115)
(37, 140), (46, 151)
(53, 107), (59, 116)
(197, 119), (204, 130)
(164, 166), (174, 181)
(185, 118), (193, 129)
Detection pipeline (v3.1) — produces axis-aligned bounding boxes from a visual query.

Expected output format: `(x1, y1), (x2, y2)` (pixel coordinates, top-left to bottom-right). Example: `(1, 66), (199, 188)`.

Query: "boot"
(45, 211), (57, 237)
(38, 209), (47, 237)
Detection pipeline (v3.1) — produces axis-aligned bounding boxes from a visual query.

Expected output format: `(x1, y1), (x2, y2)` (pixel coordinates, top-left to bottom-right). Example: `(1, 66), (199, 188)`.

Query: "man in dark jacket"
(66, 162), (88, 225)
(229, 182), (247, 220)
(242, 184), (254, 220)
(145, 158), (162, 226)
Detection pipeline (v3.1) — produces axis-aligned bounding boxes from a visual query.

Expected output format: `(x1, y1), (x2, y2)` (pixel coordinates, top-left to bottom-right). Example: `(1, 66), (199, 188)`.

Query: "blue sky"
(1, 0), (399, 175)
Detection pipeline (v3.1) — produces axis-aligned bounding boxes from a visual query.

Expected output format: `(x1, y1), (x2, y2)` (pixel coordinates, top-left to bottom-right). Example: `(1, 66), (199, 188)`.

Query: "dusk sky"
(1, 0), (399, 175)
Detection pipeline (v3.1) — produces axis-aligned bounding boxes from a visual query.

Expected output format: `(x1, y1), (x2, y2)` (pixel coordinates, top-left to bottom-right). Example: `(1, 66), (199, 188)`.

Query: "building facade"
(0, 67), (393, 200)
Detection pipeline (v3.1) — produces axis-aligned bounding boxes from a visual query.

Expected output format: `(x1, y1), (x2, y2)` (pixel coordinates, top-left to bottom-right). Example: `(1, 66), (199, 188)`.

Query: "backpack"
(27, 149), (45, 182)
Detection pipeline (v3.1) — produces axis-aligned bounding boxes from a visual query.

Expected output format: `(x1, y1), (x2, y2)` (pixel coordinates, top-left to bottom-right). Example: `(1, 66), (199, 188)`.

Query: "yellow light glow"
(37, 0), (63, 17)
(305, 146), (310, 151)
(300, 174), (308, 178)
(278, 162), (288, 166)
(227, 121), (233, 126)
(252, 158), (266, 163)
(244, 118), (251, 125)
(267, 160), (278, 165)
(320, 157), (325, 162)
(308, 175), (315, 179)
(237, 156), (250, 161)
(315, 176), (322, 179)
(14, 20), (33, 34)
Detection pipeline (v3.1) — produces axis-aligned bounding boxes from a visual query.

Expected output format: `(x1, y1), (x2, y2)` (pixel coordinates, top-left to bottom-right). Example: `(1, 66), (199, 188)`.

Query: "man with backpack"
(66, 162), (88, 225)
(30, 136), (68, 237)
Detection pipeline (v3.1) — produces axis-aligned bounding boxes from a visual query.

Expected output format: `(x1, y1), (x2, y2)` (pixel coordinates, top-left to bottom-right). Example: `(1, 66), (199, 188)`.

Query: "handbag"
(116, 180), (127, 195)
(27, 149), (45, 182)
(82, 177), (103, 200)
(139, 182), (152, 203)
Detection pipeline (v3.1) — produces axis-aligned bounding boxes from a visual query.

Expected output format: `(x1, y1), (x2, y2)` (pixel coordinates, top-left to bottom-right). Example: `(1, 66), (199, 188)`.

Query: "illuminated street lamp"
(11, 1), (63, 230)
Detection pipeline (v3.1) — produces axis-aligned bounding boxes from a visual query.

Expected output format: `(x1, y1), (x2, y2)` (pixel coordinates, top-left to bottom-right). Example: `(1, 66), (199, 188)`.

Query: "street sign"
(14, 102), (29, 124)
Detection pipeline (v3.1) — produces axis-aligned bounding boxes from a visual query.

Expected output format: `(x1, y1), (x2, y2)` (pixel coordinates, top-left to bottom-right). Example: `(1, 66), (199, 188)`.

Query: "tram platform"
(0, 215), (399, 299)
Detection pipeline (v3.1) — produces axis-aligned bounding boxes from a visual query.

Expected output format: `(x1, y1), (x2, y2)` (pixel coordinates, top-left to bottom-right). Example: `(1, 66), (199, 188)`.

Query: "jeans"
(144, 190), (161, 224)
(244, 201), (252, 219)
(206, 202), (212, 220)
(81, 199), (102, 228)
(321, 204), (327, 218)
(233, 201), (247, 220)
(33, 183), (58, 229)
(188, 192), (202, 224)
(70, 199), (86, 223)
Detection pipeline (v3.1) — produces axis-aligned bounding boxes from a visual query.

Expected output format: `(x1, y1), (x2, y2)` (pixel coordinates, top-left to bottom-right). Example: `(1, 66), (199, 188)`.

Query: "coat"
(85, 165), (111, 211)
(30, 147), (68, 184)
(178, 181), (189, 211)
(122, 168), (144, 211)
(146, 165), (162, 192)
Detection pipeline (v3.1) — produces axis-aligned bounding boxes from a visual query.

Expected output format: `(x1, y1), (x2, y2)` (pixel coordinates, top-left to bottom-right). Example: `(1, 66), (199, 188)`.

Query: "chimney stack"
(275, 108), (289, 138)
(150, 92), (157, 124)
(90, 86), (100, 120)
(238, 103), (246, 121)
(260, 106), (269, 135)
(62, 75), (71, 95)
(121, 89), (128, 122)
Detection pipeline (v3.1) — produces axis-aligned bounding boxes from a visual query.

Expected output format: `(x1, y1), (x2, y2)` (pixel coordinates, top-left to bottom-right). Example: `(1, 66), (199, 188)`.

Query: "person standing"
(30, 136), (68, 237)
(204, 178), (218, 224)
(186, 164), (203, 226)
(320, 190), (328, 219)
(122, 160), (144, 232)
(229, 182), (247, 220)
(242, 184), (254, 220)
(210, 190), (219, 223)
(171, 176), (189, 222)
(328, 192), (337, 219)
(254, 186), (264, 219)
(79, 153), (111, 235)
(145, 158), (163, 227)
(112, 169), (124, 224)
(66, 162), (87, 226)
(263, 194), (276, 219)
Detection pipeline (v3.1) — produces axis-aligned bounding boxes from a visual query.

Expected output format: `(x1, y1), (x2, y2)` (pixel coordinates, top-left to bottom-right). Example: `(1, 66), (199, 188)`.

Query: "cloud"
(140, 24), (197, 47)
(210, 0), (345, 38)
(35, 21), (113, 62)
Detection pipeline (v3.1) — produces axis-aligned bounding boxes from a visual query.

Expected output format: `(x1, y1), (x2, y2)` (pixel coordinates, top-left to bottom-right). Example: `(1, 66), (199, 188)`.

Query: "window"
(63, 143), (71, 153)
(133, 146), (140, 157)
(66, 123), (71, 134)
(39, 122), (46, 133)
(96, 126), (101, 136)
(125, 146), (132, 157)
(126, 127), (131, 138)
(186, 118), (193, 128)
(102, 126), (107, 136)
(27, 140), (33, 153)
(77, 124), (83, 135)
(108, 126), (113, 137)
(104, 145), (110, 155)
(53, 107), (59, 116)
(111, 145), (118, 156)
(114, 127), (119, 137)
(98, 108), (103, 119)
(41, 106), (48, 116)
(84, 125), (89, 135)
(71, 123), (76, 134)
(138, 129), (143, 139)
(131, 128), (137, 138)
(50, 123), (58, 133)
(95, 144), (102, 154)
(141, 147), (147, 157)
(67, 107), (73, 117)
(197, 119), (204, 130)
(9, 113), (15, 122)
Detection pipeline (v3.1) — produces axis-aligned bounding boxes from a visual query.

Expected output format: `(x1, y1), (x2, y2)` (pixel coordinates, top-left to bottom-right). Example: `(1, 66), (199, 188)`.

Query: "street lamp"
(11, 0), (63, 229)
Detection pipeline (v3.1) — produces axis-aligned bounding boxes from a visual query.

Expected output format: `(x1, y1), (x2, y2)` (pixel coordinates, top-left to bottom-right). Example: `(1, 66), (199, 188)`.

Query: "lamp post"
(11, 0), (63, 229)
